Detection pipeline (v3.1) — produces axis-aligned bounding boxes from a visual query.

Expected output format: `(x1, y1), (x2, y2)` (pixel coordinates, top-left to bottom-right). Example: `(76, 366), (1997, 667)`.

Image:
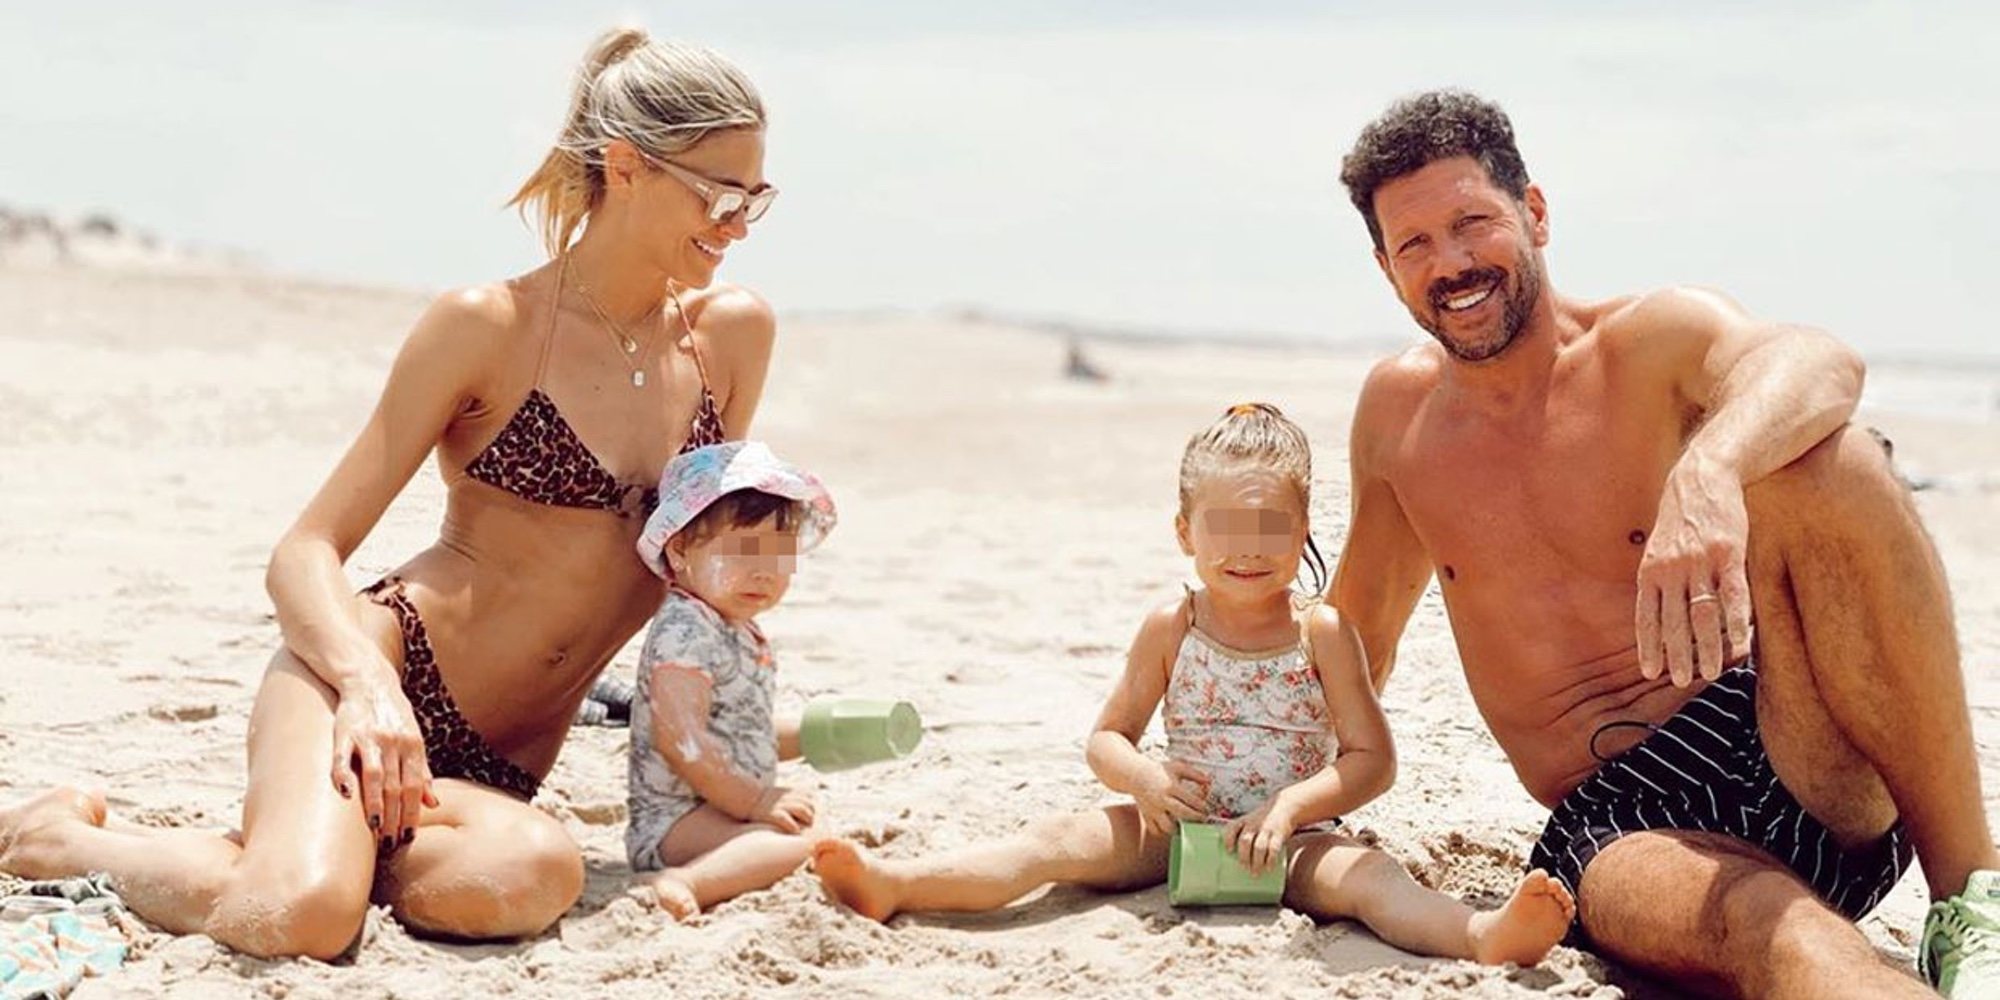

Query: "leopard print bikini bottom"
(362, 577), (541, 801)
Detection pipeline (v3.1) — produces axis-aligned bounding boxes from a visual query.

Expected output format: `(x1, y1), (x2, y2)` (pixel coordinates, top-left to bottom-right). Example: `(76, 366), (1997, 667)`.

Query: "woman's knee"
(519, 814), (585, 890)
(401, 818), (583, 939)
(504, 823), (586, 932)
(208, 865), (370, 961)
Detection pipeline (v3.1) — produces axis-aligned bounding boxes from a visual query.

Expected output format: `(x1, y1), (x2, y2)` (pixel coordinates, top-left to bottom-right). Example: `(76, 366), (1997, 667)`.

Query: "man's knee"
(1717, 869), (1869, 990)
(1750, 425), (1906, 519)
(1745, 424), (1933, 574)
(208, 865), (369, 960)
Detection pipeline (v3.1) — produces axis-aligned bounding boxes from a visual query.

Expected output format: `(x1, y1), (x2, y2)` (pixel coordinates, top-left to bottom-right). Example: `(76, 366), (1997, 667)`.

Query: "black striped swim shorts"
(1529, 659), (1913, 945)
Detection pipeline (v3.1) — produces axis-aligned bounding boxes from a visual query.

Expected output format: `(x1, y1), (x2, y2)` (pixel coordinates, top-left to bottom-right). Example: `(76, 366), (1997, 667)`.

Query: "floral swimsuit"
(1162, 592), (1340, 832)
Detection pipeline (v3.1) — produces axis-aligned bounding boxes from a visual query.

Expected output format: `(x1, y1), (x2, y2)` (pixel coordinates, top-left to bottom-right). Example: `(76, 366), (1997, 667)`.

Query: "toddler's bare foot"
(631, 871), (700, 921)
(812, 838), (900, 923)
(1468, 868), (1575, 966)
(0, 787), (108, 878)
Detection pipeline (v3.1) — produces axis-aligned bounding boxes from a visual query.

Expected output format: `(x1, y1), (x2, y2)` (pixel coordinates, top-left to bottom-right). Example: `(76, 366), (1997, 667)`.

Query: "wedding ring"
(1688, 593), (1720, 607)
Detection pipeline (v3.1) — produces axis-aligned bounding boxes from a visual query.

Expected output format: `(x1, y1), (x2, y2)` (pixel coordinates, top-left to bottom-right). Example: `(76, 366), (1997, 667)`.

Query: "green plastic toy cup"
(800, 698), (923, 772)
(1168, 821), (1286, 906)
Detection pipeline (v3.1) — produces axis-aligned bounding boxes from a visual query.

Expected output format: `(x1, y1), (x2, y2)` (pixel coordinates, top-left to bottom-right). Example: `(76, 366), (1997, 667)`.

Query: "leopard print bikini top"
(464, 265), (728, 519)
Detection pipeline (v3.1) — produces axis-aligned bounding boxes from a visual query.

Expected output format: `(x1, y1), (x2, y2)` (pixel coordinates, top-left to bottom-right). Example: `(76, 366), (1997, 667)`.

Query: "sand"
(2, 261), (1996, 999)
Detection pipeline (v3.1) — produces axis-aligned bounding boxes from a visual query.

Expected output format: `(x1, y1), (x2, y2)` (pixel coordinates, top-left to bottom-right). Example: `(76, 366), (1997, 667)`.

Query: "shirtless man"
(1328, 90), (1998, 997)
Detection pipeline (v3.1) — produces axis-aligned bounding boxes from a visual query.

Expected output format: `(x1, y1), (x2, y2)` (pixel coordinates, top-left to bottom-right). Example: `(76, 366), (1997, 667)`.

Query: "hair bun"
(1226, 402), (1282, 418)
(584, 26), (649, 80)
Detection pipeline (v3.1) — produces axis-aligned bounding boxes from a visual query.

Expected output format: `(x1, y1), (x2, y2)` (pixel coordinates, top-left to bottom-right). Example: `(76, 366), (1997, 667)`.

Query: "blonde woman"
(0, 28), (780, 958)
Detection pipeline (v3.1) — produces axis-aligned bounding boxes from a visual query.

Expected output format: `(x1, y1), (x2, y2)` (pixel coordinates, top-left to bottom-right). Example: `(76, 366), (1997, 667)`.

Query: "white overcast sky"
(3, 2), (1994, 359)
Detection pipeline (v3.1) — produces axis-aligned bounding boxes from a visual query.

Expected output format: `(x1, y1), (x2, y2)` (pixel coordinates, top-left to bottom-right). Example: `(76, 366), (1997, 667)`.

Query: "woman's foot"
(0, 787), (107, 879)
(812, 839), (900, 923)
(631, 870), (700, 921)
(1467, 868), (1576, 966)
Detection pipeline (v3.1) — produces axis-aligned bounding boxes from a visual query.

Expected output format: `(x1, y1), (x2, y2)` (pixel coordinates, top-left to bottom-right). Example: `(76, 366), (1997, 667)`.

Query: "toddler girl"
(625, 441), (836, 919)
(815, 404), (1573, 965)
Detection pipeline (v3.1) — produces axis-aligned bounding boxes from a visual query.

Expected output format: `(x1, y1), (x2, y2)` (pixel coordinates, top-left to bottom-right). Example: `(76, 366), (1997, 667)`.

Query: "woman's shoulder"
(400, 278), (538, 362)
(680, 282), (776, 354)
(426, 277), (539, 340)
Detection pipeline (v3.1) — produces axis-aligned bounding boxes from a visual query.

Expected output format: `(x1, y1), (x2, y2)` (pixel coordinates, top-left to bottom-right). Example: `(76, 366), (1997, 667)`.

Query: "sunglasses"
(646, 156), (777, 224)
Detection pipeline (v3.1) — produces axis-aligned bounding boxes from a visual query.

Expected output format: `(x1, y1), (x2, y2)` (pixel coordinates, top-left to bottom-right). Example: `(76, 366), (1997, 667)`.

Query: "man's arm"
(1624, 287), (1866, 686)
(1326, 354), (1437, 692)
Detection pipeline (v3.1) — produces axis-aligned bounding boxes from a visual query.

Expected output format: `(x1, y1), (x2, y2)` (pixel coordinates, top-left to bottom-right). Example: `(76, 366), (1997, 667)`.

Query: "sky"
(2, 2), (1995, 360)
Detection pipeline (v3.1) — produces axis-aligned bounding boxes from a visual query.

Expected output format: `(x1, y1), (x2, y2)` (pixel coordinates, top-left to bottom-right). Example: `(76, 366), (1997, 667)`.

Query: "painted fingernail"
(401, 827), (414, 845)
(369, 813), (381, 830)
(338, 784), (352, 799)
(379, 835), (394, 853)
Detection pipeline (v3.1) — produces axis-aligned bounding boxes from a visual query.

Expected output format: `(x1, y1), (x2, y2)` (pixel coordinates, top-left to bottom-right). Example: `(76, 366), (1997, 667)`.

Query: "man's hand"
(1637, 453), (1754, 686)
(1221, 793), (1297, 876)
(1132, 759), (1209, 836)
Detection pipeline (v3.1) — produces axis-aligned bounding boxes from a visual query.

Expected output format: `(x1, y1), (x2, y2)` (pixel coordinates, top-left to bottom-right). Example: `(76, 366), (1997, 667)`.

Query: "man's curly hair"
(1340, 90), (1531, 252)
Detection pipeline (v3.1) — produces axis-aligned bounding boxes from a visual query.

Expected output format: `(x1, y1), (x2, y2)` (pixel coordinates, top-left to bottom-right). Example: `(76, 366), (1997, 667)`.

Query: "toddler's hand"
(1133, 759), (1209, 837)
(1221, 795), (1297, 876)
(751, 785), (817, 833)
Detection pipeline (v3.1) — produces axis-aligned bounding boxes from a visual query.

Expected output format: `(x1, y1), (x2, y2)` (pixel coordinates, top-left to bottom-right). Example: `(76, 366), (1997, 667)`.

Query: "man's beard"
(1414, 248), (1543, 363)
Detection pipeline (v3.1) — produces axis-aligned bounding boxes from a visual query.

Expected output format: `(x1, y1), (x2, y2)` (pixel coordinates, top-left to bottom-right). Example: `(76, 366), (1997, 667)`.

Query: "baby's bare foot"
(1469, 868), (1575, 966)
(631, 871), (700, 921)
(812, 838), (899, 923)
(0, 787), (107, 879)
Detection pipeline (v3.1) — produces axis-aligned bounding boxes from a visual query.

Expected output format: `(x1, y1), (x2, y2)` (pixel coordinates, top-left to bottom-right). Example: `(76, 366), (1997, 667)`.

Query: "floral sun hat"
(636, 441), (837, 579)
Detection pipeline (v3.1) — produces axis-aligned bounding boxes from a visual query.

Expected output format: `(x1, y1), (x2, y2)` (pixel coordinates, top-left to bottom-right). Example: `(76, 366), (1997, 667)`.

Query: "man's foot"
(630, 871), (700, 921)
(1922, 869), (2000, 997)
(0, 787), (107, 878)
(1467, 868), (1576, 966)
(812, 839), (900, 923)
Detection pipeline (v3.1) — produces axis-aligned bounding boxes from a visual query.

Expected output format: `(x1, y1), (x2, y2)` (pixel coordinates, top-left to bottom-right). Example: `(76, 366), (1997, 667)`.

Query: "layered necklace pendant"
(570, 261), (684, 392)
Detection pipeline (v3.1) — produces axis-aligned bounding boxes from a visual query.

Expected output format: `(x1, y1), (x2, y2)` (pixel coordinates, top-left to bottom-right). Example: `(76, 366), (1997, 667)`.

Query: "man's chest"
(1389, 388), (1684, 587)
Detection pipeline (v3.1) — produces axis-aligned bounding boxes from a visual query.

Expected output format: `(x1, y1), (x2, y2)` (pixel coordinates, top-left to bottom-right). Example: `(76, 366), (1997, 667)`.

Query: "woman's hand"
(1132, 759), (1209, 837)
(1221, 794), (1297, 875)
(329, 673), (438, 850)
(750, 785), (816, 833)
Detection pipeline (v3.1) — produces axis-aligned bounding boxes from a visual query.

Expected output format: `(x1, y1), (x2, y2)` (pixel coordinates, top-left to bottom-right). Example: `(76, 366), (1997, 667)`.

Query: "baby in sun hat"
(633, 440), (836, 581)
(620, 440), (837, 920)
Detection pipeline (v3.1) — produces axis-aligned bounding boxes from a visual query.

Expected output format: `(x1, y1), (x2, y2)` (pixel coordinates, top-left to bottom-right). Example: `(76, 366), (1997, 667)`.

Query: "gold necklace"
(572, 270), (671, 389)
